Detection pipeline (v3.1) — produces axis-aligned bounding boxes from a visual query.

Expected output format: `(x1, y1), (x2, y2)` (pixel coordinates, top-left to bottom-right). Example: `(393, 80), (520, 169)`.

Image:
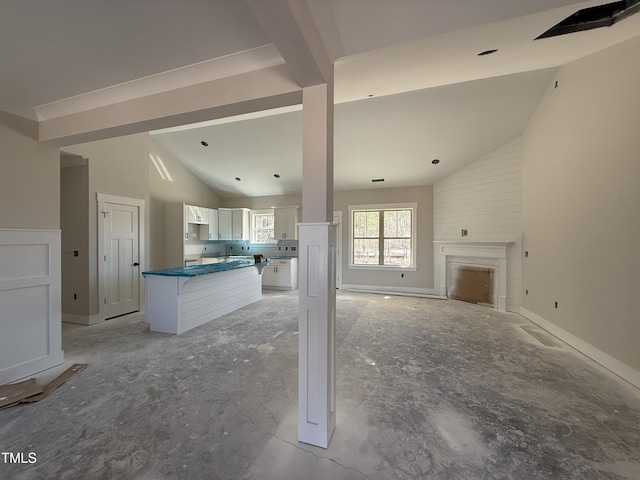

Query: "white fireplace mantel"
(434, 241), (512, 311)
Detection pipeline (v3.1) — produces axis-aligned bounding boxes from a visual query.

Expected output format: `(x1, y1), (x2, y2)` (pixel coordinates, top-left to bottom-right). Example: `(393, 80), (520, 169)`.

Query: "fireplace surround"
(434, 241), (512, 311)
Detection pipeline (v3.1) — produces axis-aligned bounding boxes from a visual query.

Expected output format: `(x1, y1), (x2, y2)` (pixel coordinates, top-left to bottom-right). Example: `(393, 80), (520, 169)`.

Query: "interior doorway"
(97, 193), (145, 320)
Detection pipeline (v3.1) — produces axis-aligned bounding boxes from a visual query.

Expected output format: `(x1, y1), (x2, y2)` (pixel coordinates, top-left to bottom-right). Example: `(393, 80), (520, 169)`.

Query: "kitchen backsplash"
(224, 239), (298, 257)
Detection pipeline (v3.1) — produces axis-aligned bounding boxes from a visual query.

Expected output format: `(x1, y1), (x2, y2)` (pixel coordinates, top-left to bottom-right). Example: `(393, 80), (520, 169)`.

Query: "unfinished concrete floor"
(1, 290), (639, 479)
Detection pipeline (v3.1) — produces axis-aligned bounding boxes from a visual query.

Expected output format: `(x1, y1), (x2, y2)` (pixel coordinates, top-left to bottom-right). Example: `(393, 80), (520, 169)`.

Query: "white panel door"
(104, 202), (140, 319)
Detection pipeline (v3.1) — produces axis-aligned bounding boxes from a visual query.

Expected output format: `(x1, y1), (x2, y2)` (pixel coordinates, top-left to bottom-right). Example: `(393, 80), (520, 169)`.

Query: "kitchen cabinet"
(183, 204), (189, 240)
(218, 209), (232, 240)
(143, 260), (263, 334)
(232, 208), (250, 240)
(219, 208), (250, 240)
(186, 204), (208, 224)
(166, 203), (216, 268)
(262, 258), (298, 290)
(199, 208), (219, 240)
(274, 206), (299, 240)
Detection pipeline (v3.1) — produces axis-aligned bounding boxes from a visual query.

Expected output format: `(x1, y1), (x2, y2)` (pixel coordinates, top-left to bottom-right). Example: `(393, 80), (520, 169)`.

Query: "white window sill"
(348, 265), (416, 272)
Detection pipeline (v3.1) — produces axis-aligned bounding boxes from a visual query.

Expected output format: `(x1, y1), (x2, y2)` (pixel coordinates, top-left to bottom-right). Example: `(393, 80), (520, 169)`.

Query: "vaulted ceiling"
(2, 0), (639, 197)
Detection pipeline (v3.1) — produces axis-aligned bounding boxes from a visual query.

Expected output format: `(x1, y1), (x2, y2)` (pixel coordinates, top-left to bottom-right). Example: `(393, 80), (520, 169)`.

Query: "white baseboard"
(341, 284), (445, 299)
(62, 313), (103, 326)
(520, 307), (640, 390)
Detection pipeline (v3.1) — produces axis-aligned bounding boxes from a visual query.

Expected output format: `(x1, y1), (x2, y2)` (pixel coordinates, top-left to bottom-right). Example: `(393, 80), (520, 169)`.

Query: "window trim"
(250, 209), (276, 244)
(348, 203), (417, 271)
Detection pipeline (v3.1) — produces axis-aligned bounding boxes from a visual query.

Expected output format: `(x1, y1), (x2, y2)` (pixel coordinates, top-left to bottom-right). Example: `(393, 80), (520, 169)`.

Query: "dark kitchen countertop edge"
(142, 260), (268, 278)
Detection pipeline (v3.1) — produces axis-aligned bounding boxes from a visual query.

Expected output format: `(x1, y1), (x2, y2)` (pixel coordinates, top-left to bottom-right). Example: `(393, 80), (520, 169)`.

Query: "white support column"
(301, 83), (334, 222)
(298, 80), (335, 447)
(298, 223), (337, 447)
(248, 0), (337, 447)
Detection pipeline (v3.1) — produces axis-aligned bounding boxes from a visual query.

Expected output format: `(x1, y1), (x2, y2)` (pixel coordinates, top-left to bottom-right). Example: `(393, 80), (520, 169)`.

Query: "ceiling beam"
(246, 0), (333, 86)
(39, 65), (302, 147)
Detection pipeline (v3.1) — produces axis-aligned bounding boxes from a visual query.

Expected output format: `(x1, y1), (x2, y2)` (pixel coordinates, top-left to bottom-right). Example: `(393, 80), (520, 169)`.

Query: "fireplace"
(434, 241), (511, 311)
(448, 263), (496, 307)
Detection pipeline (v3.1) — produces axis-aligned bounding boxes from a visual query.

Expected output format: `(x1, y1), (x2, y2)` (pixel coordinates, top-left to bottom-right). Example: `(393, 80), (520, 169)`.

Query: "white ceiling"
(2, 0), (639, 197)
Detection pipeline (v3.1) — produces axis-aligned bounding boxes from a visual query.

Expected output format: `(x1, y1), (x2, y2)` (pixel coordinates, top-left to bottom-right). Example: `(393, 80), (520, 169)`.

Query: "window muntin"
(351, 206), (414, 267)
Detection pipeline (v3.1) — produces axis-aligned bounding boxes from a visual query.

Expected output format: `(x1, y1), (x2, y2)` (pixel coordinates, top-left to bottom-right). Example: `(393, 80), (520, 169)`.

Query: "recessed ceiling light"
(477, 49), (498, 56)
(371, 178), (384, 183)
(235, 177), (241, 181)
(200, 141), (208, 147)
(432, 159), (440, 165)
(274, 173), (280, 178)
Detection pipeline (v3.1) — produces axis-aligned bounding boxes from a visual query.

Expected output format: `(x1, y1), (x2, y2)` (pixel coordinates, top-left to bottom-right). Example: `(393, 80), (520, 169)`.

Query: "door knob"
(133, 262), (139, 266)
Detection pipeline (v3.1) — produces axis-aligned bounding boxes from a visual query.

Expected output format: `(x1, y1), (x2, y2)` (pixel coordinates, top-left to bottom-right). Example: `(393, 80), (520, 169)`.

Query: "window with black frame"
(351, 207), (413, 267)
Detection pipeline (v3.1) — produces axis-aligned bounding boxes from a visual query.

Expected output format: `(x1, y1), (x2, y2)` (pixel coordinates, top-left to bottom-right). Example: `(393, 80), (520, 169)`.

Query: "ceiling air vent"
(535, 0), (640, 39)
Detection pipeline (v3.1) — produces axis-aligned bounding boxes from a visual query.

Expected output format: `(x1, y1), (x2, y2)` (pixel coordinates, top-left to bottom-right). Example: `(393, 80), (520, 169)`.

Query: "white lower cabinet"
(262, 258), (298, 290)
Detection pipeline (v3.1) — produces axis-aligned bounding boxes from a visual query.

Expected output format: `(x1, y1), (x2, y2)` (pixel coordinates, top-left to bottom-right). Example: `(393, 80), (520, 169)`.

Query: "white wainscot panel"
(0, 286), (49, 367)
(0, 229), (63, 384)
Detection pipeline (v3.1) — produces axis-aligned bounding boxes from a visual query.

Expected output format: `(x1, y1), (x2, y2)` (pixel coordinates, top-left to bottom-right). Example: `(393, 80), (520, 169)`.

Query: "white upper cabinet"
(199, 208), (219, 240)
(274, 206), (299, 240)
(218, 209), (232, 240)
(186, 205), (208, 224)
(232, 208), (250, 240)
(218, 208), (250, 240)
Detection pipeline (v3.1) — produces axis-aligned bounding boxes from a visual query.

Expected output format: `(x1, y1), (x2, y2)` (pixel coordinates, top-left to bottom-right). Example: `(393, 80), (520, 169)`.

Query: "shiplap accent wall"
(434, 137), (522, 312)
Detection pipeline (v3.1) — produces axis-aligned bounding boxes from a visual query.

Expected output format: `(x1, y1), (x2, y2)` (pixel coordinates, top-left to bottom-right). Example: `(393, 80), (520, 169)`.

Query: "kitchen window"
(251, 210), (275, 243)
(349, 204), (416, 269)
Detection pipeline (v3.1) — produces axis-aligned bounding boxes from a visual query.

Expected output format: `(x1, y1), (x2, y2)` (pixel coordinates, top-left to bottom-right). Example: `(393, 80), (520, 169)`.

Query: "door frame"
(97, 193), (145, 321)
(333, 211), (342, 289)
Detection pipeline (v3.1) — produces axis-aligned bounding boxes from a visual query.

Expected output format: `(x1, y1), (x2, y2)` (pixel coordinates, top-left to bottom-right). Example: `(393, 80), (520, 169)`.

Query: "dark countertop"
(143, 260), (267, 278)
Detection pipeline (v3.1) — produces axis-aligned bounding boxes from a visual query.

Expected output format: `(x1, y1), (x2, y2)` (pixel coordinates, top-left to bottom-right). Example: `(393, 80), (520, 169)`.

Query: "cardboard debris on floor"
(0, 363), (87, 409)
(0, 378), (43, 409)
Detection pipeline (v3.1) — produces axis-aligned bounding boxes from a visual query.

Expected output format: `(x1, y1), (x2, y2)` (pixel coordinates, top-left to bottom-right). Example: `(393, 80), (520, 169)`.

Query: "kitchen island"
(142, 260), (266, 334)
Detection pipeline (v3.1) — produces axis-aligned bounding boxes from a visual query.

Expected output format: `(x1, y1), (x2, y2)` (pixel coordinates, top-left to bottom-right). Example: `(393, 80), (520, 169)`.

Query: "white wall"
(60, 160), (89, 316)
(434, 137), (523, 312)
(521, 36), (640, 384)
(62, 133), (223, 318)
(149, 138), (222, 269)
(0, 118), (60, 229)
(64, 134), (151, 318)
(0, 117), (63, 383)
(334, 186), (434, 293)
(223, 193), (302, 210)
